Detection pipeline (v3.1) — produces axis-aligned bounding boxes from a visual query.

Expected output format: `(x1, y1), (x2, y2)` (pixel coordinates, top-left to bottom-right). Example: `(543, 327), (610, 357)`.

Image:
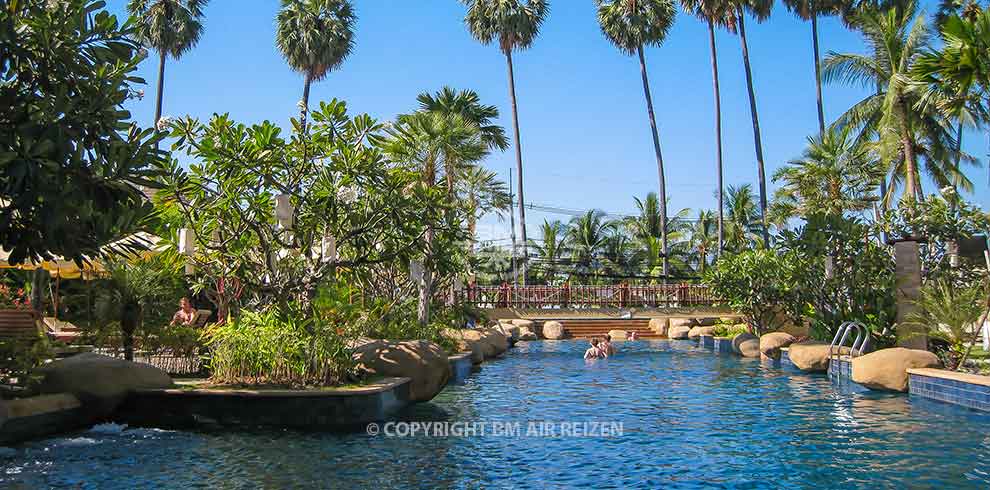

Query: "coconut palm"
(680, 0), (736, 256)
(727, 0), (773, 245)
(773, 125), (884, 217)
(596, 0), (677, 277)
(689, 210), (718, 274)
(723, 183), (763, 251)
(783, 0), (846, 135)
(529, 219), (568, 284)
(275, 0), (356, 131)
(462, 0), (549, 281)
(417, 87), (510, 152)
(567, 210), (613, 280)
(127, 0), (208, 126)
(457, 164), (511, 246)
(824, 1), (973, 204)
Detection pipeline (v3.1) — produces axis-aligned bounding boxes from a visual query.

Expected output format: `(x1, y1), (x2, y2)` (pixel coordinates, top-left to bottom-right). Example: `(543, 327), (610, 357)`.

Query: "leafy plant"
(712, 323), (749, 338)
(704, 249), (803, 335)
(907, 279), (988, 370)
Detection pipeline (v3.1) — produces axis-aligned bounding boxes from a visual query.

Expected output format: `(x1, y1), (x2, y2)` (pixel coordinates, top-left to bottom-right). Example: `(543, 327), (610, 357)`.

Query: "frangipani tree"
(159, 100), (447, 310)
(596, 0), (677, 278)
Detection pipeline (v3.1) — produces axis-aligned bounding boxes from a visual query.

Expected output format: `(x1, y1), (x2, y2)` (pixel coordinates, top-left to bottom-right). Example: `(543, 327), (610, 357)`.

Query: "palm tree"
(567, 210), (613, 281)
(783, 0), (845, 135)
(276, 0), (356, 131)
(824, 1), (972, 204)
(727, 0), (773, 245)
(457, 165), (511, 247)
(128, 0), (208, 126)
(689, 210), (718, 274)
(417, 87), (510, 152)
(723, 183), (763, 250)
(529, 219), (568, 284)
(596, 0), (677, 277)
(383, 111), (486, 325)
(680, 0), (735, 256)
(462, 0), (549, 282)
(773, 125), (884, 216)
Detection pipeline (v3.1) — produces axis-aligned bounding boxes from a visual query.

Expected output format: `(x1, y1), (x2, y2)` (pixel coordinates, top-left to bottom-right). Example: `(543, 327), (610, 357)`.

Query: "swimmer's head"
(590, 337), (599, 346)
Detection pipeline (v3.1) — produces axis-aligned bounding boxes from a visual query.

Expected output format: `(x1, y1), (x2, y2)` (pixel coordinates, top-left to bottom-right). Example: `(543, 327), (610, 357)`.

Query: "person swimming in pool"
(628, 331), (638, 341)
(584, 338), (604, 359)
(599, 335), (615, 357)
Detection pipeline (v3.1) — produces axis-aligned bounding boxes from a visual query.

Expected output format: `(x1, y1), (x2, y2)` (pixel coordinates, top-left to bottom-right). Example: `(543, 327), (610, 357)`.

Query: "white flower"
(336, 185), (360, 205)
(156, 116), (173, 132)
(297, 100), (307, 113)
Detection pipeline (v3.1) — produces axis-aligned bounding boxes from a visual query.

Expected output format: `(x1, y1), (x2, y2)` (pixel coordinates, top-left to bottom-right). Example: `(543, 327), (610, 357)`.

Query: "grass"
(175, 375), (387, 392)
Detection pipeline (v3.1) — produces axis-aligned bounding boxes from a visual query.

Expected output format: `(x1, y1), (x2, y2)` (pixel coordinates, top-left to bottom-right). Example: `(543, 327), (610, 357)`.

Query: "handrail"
(829, 321), (870, 363)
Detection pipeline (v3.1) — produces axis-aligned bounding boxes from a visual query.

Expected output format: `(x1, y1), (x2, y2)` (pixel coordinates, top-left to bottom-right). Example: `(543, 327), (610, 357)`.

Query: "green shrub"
(704, 249), (803, 336)
(712, 324), (749, 338)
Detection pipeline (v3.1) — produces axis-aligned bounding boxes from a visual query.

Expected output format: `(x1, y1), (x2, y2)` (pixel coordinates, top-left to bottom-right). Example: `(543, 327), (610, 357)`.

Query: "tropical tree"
(462, 0), (549, 280)
(723, 184), (763, 251)
(596, 0), (677, 277)
(457, 164), (511, 246)
(773, 125), (884, 217)
(689, 210), (718, 274)
(727, 0), (773, 245)
(782, 0), (844, 135)
(567, 210), (613, 280)
(382, 110), (486, 325)
(416, 86), (510, 152)
(128, 0), (207, 126)
(529, 220), (568, 284)
(275, 0), (356, 131)
(2, 0), (164, 265)
(825, 2), (974, 204)
(680, 0), (736, 255)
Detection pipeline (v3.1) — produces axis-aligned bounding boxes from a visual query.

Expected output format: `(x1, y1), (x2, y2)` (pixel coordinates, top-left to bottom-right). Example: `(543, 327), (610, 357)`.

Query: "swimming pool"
(3, 340), (989, 489)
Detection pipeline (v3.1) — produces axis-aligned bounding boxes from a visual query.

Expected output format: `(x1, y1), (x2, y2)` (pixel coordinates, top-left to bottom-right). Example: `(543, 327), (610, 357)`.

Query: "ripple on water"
(2, 340), (990, 489)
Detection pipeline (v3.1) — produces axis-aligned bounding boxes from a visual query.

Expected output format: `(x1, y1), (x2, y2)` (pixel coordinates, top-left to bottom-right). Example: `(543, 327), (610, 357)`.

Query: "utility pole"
(509, 169), (518, 286)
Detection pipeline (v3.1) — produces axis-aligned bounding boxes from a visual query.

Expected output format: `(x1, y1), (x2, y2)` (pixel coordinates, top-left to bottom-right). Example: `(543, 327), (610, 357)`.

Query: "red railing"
(457, 284), (717, 309)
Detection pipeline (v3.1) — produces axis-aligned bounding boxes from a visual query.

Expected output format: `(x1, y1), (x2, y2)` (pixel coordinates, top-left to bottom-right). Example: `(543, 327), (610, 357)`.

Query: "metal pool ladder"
(829, 321), (870, 362)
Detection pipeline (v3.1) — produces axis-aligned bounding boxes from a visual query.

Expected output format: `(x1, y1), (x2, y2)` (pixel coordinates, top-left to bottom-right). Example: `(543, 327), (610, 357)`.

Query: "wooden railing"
(456, 284), (717, 309)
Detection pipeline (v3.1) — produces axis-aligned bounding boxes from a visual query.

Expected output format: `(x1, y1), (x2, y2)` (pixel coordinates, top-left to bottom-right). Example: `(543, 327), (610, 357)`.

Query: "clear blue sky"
(109, 0), (989, 244)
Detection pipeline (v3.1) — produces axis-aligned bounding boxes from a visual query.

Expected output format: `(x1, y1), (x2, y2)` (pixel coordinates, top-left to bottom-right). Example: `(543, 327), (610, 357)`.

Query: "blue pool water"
(3, 340), (990, 489)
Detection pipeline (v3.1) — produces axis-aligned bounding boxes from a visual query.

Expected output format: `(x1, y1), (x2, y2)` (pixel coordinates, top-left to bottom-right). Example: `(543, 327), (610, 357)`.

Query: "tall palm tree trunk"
(736, 10), (770, 246)
(154, 51), (166, 125)
(896, 98), (919, 202)
(505, 49), (528, 284)
(637, 45), (669, 278)
(708, 20), (724, 256)
(301, 74), (313, 132)
(812, 12), (826, 135)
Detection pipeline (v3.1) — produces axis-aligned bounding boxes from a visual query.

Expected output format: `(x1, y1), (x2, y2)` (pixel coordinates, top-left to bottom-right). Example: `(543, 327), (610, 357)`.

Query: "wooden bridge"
(457, 284), (716, 309)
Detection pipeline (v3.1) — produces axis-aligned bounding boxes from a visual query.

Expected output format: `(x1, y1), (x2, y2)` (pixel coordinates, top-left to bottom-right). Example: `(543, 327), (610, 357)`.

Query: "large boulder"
(442, 329), (486, 364)
(517, 328), (538, 341)
(669, 318), (695, 328)
(543, 321), (566, 340)
(36, 353), (173, 419)
(760, 332), (797, 360)
(851, 348), (942, 392)
(689, 326), (717, 339)
(497, 323), (520, 340)
(352, 340), (451, 402)
(732, 333), (760, 358)
(510, 319), (535, 329)
(480, 327), (509, 356)
(787, 341), (849, 372)
(648, 318), (668, 336)
(607, 329), (628, 341)
(668, 326), (691, 339)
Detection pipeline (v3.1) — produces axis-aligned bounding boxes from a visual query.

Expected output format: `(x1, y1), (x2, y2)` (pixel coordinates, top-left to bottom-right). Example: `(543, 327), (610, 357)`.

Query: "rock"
(36, 353), (173, 419)
(697, 318), (718, 326)
(732, 332), (760, 357)
(352, 340), (451, 402)
(851, 348), (942, 392)
(481, 327), (509, 356)
(759, 332), (797, 360)
(648, 318), (668, 336)
(510, 319), (535, 329)
(607, 329), (628, 341)
(518, 329), (538, 341)
(543, 321), (566, 340)
(688, 326), (718, 339)
(668, 326), (691, 339)
(497, 323), (520, 340)
(442, 329), (486, 364)
(669, 318), (695, 328)
(787, 341), (849, 372)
